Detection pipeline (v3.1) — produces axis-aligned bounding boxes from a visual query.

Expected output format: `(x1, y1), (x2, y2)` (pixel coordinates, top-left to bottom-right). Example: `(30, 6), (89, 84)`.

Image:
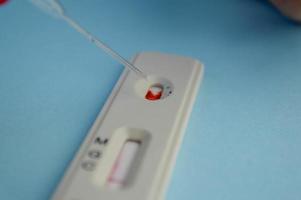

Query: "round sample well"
(135, 76), (174, 101)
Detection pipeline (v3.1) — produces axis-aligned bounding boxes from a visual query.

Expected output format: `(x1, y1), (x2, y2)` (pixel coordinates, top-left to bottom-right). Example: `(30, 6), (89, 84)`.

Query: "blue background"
(1, 0), (301, 199)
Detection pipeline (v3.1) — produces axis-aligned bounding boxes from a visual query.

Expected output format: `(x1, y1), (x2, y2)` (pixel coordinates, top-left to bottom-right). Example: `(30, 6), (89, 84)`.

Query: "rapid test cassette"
(52, 52), (204, 200)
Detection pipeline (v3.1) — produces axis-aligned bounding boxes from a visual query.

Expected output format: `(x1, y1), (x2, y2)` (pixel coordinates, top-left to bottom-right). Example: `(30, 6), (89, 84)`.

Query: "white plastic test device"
(52, 52), (204, 200)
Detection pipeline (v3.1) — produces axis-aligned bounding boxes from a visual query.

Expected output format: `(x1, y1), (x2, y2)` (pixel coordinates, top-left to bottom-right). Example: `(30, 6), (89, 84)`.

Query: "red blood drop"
(0, 0), (8, 6)
(145, 86), (163, 101)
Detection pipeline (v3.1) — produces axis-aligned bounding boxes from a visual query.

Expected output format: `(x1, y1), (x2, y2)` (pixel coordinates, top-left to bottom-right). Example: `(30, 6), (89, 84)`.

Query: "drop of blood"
(145, 85), (163, 101)
(0, 0), (8, 6)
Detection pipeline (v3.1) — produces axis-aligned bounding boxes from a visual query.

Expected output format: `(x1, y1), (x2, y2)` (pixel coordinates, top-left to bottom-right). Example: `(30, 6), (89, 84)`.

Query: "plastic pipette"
(29, 0), (147, 79)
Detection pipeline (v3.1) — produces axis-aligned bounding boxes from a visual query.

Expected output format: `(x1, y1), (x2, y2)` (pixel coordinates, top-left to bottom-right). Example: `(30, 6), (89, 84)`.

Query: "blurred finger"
(270, 0), (301, 21)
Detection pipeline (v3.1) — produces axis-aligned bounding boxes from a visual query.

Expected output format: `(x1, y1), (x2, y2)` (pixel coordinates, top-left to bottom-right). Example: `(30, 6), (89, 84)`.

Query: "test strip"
(51, 52), (204, 200)
(107, 140), (140, 189)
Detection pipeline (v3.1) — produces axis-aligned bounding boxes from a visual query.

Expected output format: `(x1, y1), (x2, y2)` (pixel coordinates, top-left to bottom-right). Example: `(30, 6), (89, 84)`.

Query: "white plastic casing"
(51, 52), (204, 200)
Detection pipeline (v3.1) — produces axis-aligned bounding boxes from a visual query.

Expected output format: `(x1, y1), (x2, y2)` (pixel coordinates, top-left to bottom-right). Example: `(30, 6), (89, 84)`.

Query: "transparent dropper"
(29, 0), (147, 79)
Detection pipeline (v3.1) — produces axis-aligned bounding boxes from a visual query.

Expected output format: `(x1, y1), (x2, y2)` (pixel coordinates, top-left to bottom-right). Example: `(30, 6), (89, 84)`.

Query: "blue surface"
(1, 0), (301, 199)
